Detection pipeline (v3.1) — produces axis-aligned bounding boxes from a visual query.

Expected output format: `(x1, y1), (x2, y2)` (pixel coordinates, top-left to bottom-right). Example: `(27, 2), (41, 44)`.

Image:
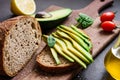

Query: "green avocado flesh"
(42, 25), (93, 68)
(36, 8), (72, 21)
(32, 8), (72, 31)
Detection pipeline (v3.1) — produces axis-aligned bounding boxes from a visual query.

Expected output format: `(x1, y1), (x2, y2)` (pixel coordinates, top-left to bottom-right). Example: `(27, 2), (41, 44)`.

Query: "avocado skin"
(39, 17), (68, 33)
(34, 9), (72, 33)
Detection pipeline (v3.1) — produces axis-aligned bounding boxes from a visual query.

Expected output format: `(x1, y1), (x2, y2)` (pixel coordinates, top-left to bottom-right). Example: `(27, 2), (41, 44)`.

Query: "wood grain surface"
(0, 0), (120, 80)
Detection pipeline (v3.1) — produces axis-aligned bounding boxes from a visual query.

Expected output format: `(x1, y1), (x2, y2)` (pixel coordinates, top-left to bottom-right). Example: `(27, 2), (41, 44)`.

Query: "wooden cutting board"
(0, 0), (120, 80)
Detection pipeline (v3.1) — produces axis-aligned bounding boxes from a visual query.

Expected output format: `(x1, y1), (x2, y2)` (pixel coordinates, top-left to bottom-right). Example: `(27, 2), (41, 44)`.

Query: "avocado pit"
(35, 11), (52, 18)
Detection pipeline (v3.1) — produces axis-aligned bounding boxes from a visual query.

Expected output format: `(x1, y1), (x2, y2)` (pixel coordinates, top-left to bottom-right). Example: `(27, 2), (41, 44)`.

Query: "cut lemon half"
(11, 0), (36, 15)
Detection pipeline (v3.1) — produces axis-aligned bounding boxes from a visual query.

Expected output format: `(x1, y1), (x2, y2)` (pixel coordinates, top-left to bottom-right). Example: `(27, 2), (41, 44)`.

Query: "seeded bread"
(36, 46), (78, 73)
(0, 16), (42, 77)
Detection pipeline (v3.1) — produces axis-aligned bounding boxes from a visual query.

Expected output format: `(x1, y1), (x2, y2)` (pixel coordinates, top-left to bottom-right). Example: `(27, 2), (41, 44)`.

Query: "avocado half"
(32, 8), (72, 32)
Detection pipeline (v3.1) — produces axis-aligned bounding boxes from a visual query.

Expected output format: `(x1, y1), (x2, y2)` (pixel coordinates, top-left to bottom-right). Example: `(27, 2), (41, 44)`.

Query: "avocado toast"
(36, 25), (93, 73)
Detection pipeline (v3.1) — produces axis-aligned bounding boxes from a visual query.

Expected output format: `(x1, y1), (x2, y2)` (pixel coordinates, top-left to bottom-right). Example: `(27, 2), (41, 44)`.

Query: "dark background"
(0, 0), (120, 80)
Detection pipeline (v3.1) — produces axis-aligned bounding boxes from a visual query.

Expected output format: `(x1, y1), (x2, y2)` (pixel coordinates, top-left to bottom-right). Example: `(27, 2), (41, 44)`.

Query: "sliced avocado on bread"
(36, 46), (77, 73)
(36, 25), (93, 73)
(32, 8), (72, 31)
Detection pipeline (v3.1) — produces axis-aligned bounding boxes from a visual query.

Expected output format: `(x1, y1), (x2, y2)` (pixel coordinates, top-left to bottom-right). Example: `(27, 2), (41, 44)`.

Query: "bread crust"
(0, 16), (41, 77)
(0, 18), (16, 76)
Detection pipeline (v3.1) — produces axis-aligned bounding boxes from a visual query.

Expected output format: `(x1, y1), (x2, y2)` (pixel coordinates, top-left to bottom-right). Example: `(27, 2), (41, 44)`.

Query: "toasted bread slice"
(0, 16), (42, 77)
(36, 46), (78, 73)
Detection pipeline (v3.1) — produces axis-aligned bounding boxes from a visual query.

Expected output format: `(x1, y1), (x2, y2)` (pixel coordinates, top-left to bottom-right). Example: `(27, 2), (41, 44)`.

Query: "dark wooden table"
(0, 0), (120, 80)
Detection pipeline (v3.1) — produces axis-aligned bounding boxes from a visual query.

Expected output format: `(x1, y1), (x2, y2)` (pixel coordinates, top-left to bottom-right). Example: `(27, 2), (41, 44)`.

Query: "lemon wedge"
(11, 0), (36, 15)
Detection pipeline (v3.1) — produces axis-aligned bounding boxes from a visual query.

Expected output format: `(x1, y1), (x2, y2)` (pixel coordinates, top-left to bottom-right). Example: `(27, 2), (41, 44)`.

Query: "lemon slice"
(11, 0), (36, 15)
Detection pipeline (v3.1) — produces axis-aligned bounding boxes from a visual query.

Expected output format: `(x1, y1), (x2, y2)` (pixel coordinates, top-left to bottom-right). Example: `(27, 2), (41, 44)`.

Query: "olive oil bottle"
(104, 34), (120, 80)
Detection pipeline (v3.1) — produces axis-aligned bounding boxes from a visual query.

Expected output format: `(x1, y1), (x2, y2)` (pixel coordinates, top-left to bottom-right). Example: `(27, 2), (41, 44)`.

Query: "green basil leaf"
(77, 13), (94, 29)
(47, 35), (56, 48)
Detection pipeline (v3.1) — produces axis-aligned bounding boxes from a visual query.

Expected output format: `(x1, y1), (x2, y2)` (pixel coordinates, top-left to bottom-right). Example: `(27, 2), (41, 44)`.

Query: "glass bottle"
(104, 34), (120, 80)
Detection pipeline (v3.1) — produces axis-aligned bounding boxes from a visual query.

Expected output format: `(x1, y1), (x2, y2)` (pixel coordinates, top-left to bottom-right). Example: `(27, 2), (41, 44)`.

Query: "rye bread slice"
(0, 16), (42, 77)
(36, 45), (78, 73)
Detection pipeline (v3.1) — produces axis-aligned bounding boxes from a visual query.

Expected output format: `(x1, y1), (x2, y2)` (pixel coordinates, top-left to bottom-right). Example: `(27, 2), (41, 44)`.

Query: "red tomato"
(101, 21), (116, 31)
(100, 12), (115, 22)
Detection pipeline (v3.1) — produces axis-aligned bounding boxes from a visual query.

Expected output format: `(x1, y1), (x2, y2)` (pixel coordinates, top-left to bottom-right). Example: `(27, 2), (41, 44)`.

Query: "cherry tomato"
(100, 12), (115, 22)
(101, 21), (116, 31)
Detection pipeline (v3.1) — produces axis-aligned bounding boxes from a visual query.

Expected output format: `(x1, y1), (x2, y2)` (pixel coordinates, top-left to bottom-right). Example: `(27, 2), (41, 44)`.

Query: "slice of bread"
(0, 16), (42, 77)
(36, 29), (92, 73)
(36, 45), (78, 73)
